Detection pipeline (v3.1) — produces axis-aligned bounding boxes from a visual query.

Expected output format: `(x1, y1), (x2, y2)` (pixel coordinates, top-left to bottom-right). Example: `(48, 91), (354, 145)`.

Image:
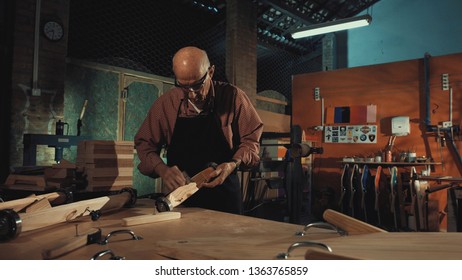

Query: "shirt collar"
(183, 81), (215, 115)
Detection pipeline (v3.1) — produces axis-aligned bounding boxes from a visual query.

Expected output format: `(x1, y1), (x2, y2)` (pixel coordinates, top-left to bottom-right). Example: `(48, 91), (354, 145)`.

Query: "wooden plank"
(121, 212), (181, 226)
(44, 167), (72, 179)
(86, 178), (132, 184)
(154, 233), (340, 260)
(79, 154), (134, 162)
(155, 167), (215, 210)
(164, 183), (199, 209)
(101, 206), (328, 260)
(256, 95), (288, 106)
(5, 175), (47, 187)
(85, 167), (133, 177)
(81, 141), (134, 154)
(2, 184), (57, 192)
(191, 166), (216, 187)
(315, 232), (462, 259)
(155, 237), (279, 260)
(42, 228), (101, 260)
(77, 141), (135, 165)
(0, 192), (61, 212)
(51, 159), (76, 169)
(85, 148), (134, 156)
(323, 209), (387, 235)
(24, 198), (52, 213)
(20, 196), (110, 232)
(46, 180), (67, 189)
(4, 200), (462, 260)
(85, 185), (132, 192)
(92, 158), (134, 168)
(79, 140), (134, 148)
(256, 109), (290, 133)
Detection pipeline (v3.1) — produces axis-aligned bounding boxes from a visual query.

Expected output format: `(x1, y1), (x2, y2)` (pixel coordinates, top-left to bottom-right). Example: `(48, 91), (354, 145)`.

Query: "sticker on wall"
(324, 125), (377, 144)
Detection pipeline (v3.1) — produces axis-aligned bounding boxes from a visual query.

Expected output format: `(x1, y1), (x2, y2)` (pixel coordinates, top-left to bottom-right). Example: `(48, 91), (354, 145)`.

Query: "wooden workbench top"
(313, 231), (462, 260)
(0, 199), (338, 260)
(2, 199), (462, 260)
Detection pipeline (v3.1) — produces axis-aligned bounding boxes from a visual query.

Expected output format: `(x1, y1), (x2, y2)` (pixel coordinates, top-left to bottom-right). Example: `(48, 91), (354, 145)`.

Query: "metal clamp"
(156, 196), (173, 212)
(91, 249), (125, 260)
(276, 241), (332, 259)
(120, 188), (137, 207)
(295, 222), (346, 236)
(99, 229), (143, 245)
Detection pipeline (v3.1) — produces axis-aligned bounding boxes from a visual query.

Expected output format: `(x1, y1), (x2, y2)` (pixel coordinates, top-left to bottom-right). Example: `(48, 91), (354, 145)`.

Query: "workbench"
(1, 199), (462, 260)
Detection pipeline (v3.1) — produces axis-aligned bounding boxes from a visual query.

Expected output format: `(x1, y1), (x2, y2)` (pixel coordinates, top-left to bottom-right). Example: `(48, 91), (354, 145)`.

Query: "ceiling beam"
(259, 0), (318, 35)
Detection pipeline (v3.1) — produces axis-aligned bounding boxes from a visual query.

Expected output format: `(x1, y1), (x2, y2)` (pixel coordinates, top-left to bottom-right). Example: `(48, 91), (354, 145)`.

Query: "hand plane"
(155, 163), (217, 212)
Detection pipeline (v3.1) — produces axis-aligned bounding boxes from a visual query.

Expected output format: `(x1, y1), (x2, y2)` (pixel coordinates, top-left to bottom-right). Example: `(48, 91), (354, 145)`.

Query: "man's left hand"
(201, 161), (237, 188)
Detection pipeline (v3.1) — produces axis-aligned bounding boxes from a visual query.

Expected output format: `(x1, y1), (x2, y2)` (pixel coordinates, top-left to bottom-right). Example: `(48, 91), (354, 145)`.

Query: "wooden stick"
(20, 196), (110, 232)
(190, 165), (216, 188)
(323, 209), (387, 235)
(0, 192), (62, 212)
(5, 174), (46, 187)
(121, 212), (181, 226)
(42, 228), (101, 260)
(24, 198), (52, 213)
(164, 183), (199, 209)
(158, 165), (217, 211)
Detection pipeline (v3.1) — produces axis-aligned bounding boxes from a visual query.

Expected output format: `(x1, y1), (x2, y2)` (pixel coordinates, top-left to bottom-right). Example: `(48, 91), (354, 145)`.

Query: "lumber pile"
(76, 140), (135, 192)
(44, 159), (76, 189)
(3, 160), (76, 191)
(3, 174), (53, 191)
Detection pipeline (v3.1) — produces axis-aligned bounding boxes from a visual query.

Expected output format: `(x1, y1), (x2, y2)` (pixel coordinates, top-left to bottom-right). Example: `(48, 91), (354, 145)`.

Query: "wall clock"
(42, 20), (64, 42)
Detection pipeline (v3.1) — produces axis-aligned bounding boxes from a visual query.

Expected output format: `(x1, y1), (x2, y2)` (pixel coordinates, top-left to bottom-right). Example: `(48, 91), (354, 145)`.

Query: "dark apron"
(167, 102), (242, 214)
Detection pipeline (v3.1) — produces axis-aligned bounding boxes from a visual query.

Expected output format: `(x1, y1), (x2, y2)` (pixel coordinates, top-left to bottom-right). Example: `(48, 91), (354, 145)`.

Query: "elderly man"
(134, 46), (263, 214)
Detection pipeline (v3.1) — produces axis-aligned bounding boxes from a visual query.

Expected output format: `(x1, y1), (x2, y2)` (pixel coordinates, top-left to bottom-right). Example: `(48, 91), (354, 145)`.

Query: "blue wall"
(348, 0), (462, 67)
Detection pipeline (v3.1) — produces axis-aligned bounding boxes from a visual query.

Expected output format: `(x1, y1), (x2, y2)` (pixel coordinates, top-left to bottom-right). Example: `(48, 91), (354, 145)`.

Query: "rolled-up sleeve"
(231, 88), (264, 168)
(134, 92), (180, 177)
(134, 103), (165, 177)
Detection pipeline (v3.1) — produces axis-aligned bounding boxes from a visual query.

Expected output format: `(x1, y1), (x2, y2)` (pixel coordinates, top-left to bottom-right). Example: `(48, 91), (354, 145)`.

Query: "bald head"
(172, 46), (210, 81)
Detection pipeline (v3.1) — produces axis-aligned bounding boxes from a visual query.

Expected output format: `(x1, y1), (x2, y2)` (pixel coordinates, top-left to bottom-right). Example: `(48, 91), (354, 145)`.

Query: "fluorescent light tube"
(291, 14), (372, 39)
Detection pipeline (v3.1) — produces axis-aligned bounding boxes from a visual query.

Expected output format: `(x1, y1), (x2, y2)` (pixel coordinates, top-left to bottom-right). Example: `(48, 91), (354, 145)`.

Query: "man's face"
(175, 66), (213, 103)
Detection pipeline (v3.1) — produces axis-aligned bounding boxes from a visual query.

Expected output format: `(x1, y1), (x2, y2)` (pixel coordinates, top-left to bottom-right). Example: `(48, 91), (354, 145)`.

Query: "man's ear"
(209, 65), (215, 78)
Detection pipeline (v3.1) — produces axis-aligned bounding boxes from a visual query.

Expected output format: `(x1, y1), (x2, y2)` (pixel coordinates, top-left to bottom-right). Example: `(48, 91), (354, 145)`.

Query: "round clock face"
(43, 21), (64, 41)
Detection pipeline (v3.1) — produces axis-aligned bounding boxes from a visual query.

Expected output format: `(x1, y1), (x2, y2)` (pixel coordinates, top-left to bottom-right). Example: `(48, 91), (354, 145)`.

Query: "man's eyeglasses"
(174, 70), (208, 92)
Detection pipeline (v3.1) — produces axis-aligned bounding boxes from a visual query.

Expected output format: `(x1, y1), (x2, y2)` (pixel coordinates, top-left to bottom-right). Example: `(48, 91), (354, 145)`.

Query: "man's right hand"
(155, 163), (186, 192)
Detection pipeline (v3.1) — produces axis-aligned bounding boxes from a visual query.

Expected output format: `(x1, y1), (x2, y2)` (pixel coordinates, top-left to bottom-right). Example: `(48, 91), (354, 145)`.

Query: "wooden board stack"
(44, 159), (76, 189)
(3, 174), (54, 191)
(76, 140), (135, 192)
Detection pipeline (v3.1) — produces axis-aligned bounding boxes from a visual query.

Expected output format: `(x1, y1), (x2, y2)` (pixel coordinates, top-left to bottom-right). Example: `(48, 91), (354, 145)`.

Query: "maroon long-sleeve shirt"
(134, 81), (264, 177)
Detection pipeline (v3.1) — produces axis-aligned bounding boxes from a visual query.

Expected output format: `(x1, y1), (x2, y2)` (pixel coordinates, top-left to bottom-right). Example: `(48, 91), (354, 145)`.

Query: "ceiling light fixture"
(291, 14), (372, 39)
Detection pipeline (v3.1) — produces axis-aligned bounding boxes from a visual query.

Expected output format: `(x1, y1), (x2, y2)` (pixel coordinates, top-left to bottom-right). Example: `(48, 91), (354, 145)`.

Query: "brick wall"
(6, 0), (265, 170)
(225, 0), (257, 105)
(9, 0), (70, 167)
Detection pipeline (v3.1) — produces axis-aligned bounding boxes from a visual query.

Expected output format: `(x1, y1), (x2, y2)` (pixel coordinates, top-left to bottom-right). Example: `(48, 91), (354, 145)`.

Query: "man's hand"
(202, 161), (237, 188)
(155, 163), (186, 192)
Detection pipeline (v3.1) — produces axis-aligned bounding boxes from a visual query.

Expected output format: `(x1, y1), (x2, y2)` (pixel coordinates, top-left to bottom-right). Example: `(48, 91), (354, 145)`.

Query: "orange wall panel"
(292, 53), (462, 229)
